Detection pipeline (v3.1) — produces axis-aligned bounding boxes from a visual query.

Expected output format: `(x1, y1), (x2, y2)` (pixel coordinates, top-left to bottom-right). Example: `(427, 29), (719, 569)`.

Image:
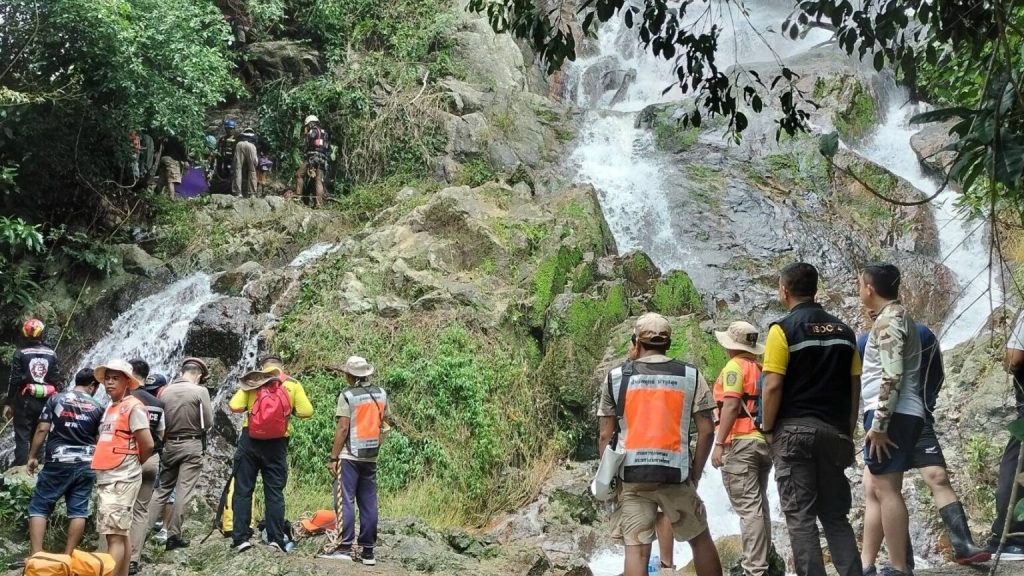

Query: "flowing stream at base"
(570, 2), (1001, 573)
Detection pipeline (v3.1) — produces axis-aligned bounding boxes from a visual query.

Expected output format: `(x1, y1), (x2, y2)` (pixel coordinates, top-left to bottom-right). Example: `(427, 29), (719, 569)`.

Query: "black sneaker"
(988, 539), (1024, 561)
(317, 545), (355, 561)
(360, 548), (376, 566)
(128, 561), (140, 576)
(233, 541), (253, 553)
(165, 536), (190, 552)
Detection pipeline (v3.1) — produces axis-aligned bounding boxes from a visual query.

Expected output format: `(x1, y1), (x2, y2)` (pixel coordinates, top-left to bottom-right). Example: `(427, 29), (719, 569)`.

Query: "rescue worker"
(156, 136), (187, 200)
(711, 321), (772, 576)
(216, 119), (238, 183)
(321, 357), (390, 565)
(233, 128), (258, 198)
(5, 319), (61, 466)
(24, 369), (104, 559)
(152, 358), (213, 552)
(127, 360), (166, 575)
(294, 115), (329, 208)
(996, 309), (1024, 559)
(597, 313), (722, 576)
(91, 359), (155, 576)
(857, 319), (990, 565)
(858, 263), (925, 576)
(760, 262), (862, 576)
(228, 354), (313, 553)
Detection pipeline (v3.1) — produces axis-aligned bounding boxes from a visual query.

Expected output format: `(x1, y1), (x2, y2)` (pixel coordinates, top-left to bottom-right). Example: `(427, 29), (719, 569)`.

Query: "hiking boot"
(233, 541), (253, 553)
(940, 502), (991, 564)
(863, 566), (877, 576)
(267, 542), (285, 553)
(154, 528), (169, 543)
(152, 521), (164, 533)
(317, 545), (355, 561)
(128, 561), (140, 576)
(360, 548), (376, 566)
(165, 536), (190, 552)
(879, 567), (912, 576)
(986, 538), (1024, 561)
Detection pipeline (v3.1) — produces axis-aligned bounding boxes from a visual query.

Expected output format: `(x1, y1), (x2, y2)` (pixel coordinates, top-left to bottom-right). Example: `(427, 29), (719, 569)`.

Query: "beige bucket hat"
(240, 366), (283, 391)
(340, 356), (375, 378)
(714, 321), (766, 355)
(94, 359), (142, 389)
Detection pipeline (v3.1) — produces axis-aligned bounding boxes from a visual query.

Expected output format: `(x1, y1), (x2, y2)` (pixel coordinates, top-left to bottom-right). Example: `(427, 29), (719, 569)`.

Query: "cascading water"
(76, 274), (222, 404)
(849, 85), (1002, 349)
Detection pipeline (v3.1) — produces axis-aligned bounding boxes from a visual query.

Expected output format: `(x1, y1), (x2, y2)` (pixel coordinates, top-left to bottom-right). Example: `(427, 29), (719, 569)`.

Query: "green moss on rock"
(833, 81), (878, 140)
(652, 270), (703, 316)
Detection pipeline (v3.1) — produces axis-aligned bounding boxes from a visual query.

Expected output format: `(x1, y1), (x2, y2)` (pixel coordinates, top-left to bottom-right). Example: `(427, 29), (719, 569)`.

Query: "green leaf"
(910, 107), (975, 125)
(1015, 497), (1024, 522)
(819, 131), (840, 158)
(1009, 418), (1024, 442)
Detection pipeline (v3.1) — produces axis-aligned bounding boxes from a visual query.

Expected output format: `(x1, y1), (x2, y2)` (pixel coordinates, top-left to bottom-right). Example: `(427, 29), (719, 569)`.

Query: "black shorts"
(863, 410), (924, 475)
(910, 421), (947, 469)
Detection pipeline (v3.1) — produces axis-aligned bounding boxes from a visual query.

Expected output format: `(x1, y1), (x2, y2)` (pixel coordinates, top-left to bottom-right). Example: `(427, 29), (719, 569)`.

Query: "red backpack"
(248, 378), (292, 440)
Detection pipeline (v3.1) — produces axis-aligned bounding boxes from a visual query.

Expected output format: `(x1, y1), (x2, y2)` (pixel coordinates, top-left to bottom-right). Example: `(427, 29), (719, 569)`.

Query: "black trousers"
(992, 436), (1024, 544)
(13, 396), (47, 466)
(231, 428), (289, 547)
(771, 417), (862, 576)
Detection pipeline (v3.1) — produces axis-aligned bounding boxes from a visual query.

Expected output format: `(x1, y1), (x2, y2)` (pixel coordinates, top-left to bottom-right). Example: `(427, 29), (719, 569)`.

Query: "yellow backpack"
(70, 550), (115, 576)
(23, 552), (71, 576)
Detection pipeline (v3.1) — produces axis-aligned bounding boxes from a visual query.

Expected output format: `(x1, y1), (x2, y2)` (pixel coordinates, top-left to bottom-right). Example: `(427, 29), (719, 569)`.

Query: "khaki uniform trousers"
(722, 438), (773, 576)
(232, 140), (258, 197)
(129, 454), (160, 562)
(152, 438), (204, 539)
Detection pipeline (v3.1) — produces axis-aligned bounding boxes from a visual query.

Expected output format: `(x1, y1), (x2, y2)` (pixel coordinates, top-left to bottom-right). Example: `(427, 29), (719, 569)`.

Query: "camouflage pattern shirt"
(861, 301), (924, 432)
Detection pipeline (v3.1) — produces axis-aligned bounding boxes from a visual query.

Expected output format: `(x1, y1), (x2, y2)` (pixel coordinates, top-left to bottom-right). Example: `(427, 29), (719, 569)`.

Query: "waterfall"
(75, 274), (222, 404)
(848, 84), (1001, 349)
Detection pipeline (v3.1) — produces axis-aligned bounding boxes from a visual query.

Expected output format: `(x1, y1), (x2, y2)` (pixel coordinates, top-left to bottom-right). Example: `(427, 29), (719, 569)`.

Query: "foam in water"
(849, 88), (1001, 349)
(75, 273), (221, 404)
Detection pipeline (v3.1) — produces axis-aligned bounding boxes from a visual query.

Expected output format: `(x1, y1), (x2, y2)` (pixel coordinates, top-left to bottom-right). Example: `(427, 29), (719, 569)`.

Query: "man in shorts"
(597, 313), (722, 576)
(24, 369), (104, 558)
(858, 263), (924, 576)
(91, 359), (155, 576)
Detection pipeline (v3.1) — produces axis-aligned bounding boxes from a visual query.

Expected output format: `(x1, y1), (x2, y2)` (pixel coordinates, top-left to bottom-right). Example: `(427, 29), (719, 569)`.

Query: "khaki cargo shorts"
(613, 482), (708, 546)
(96, 479), (142, 536)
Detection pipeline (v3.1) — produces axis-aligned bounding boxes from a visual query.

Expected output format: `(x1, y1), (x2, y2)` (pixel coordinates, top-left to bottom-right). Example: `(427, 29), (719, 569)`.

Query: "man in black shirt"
(25, 369), (104, 557)
(5, 319), (61, 466)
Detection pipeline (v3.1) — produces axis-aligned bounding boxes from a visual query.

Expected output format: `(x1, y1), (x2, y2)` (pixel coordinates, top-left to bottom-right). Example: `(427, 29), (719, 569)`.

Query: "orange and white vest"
(609, 360), (698, 484)
(712, 356), (762, 443)
(91, 396), (143, 471)
(342, 386), (387, 459)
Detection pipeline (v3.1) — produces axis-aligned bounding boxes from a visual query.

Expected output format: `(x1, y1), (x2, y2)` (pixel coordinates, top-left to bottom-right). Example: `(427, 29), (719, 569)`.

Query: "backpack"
(23, 552), (71, 576)
(69, 550), (114, 576)
(248, 379), (292, 440)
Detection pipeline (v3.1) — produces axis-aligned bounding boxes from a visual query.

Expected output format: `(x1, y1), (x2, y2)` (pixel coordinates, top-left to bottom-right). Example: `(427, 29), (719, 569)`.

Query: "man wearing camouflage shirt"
(858, 263), (924, 576)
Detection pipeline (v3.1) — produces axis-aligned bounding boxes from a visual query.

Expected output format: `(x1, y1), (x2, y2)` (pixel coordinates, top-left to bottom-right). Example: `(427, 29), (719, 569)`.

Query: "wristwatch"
(328, 456), (340, 462)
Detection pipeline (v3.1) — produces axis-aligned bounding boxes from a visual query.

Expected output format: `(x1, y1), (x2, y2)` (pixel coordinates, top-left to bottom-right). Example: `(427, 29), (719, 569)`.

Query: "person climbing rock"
(215, 119), (238, 184)
(597, 313), (723, 576)
(5, 318), (61, 467)
(990, 311), (1024, 560)
(91, 359), (155, 576)
(295, 115), (329, 208)
(760, 262), (862, 576)
(857, 318), (991, 566)
(23, 368), (104, 560)
(233, 128), (258, 198)
(320, 357), (390, 566)
(711, 321), (773, 576)
(228, 354), (313, 554)
(152, 357), (213, 553)
(126, 359), (166, 576)
(858, 263), (925, 576)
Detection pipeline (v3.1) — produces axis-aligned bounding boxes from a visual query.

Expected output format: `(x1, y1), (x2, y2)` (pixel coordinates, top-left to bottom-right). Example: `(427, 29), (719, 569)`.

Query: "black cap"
(257, 353), (282, 367)
(75, 368), (98, 388)
(144, 373), (168, 390)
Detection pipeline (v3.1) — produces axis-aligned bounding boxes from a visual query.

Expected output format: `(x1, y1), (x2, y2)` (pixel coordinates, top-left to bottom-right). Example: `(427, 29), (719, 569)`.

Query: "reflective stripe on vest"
(610, 362), (697, 484)
(92, 396), (143, 471)
(712, 357), (762, 441)
(343, 386), (387, 458)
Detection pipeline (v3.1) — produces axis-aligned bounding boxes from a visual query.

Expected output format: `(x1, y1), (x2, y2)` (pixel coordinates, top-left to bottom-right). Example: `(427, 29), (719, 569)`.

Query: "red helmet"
(22, 318), (44, 340)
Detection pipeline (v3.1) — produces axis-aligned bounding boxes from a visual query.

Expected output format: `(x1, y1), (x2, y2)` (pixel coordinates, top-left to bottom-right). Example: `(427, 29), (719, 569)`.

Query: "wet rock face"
(241, 41), (323, 85)
(184, 297), (254, 367)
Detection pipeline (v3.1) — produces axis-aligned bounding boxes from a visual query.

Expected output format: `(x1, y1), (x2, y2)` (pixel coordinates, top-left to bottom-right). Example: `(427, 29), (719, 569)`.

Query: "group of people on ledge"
(597, 261), (1022, 576)
(5, 324), (390, 574)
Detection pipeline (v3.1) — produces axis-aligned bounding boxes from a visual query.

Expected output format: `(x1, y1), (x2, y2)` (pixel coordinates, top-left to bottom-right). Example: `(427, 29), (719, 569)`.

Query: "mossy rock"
(832, 79), (878, 140)
(550, 488), (598, 526)
(651, 270), (703, 316)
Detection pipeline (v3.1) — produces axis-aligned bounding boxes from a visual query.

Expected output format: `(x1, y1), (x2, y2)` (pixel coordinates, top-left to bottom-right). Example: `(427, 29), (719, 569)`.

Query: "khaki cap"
(714, 321), (765, 355)
(634, 313), (672, 346)
(94, 359), (142, 389)
(340, 356), (375, 378)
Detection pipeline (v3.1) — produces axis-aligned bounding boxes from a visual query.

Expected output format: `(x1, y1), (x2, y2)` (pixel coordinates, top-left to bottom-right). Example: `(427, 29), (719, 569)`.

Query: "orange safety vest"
(91, 396), (143, 471)
(342, 386), (387, 459)
(609, 360), (698, 484)
(712, 356), (762, 443)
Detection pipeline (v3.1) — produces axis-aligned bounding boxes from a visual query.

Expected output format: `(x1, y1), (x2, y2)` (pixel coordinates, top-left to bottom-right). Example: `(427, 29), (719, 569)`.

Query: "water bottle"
(648, 554), (660, 574)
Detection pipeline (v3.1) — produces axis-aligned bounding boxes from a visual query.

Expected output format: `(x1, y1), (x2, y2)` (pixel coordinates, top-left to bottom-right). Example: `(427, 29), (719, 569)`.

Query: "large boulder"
(184, 297), (254, 367)
(911, 120), (958, 179)
(241, 40), (324, 85)
(119, 244), (165, 277)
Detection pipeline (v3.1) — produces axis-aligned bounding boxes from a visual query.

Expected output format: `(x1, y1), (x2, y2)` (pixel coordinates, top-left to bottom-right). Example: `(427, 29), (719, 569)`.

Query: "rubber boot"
(940, 501), (992, 564)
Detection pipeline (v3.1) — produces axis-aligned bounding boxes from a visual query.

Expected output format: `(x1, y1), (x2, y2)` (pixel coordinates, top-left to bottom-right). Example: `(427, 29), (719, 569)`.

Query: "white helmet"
(304, 115), (319, 126)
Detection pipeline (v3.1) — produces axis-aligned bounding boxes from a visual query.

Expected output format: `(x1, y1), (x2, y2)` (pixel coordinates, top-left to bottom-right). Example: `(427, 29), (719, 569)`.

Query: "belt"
(167, 434), (203, 442)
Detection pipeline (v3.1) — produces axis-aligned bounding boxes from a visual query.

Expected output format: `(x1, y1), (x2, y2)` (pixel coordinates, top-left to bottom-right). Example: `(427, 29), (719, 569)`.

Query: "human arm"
(290, 381), (314, 419)
(5, 351), (24, 417)
(201, 388), (215, 432)
(850, 375), (861, 436)
(869, 311), (907, 433)
(759, 325), (788, 435)
(130, 406), (155, 463)
(1008, 349), (1024, 373)
(712, 397), (741, 468)
(27, 421), (51, 474)
(328, 416), (350, 478)
(598, 416), (616, 454)
(691, 409), (715, 488)
(228, 389), (248, 414)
